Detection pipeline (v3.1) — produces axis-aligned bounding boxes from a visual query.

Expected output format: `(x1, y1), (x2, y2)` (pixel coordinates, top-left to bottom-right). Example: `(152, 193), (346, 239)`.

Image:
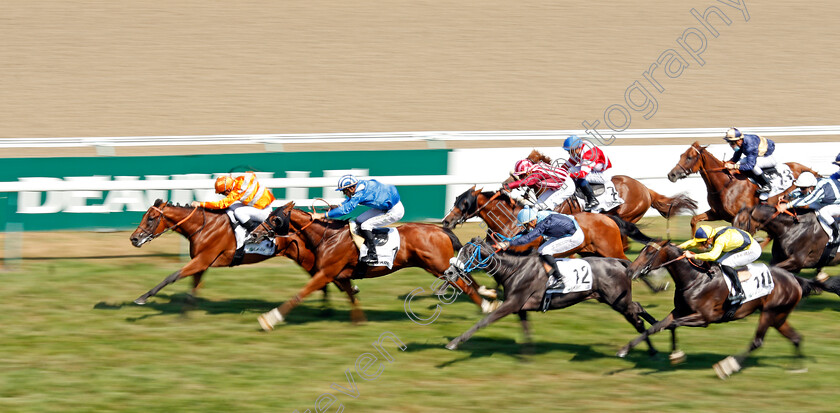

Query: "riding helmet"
(563, 135), (583, 151)
(694, 225), (715, 241)
(724, 127), (742, 141)
(336, 174), (359, 191)
(214, 176), (234, 193)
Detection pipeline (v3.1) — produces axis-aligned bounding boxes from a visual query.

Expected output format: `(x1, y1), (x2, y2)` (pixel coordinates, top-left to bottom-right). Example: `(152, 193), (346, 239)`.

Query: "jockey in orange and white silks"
(191, 172), (276, 231)
(560, 135), (613, 209)
(504, 158), (574, 211)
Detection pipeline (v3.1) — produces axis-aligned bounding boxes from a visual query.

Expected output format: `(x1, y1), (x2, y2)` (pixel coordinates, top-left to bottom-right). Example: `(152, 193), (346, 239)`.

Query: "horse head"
(527, 149), (552, 164)
(442, 186), (480, 229)
(129, 199), (174, 247)
(626, 239), (671, 279)
(246, 202), (294, 243)
(668, 142), (709, 182)
(732, 206), (758, 234)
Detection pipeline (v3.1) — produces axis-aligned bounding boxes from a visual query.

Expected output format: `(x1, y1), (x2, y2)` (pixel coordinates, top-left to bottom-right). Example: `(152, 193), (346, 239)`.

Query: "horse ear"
(154, 199), (164, 207)
(283, 202), (295, 212)
(473, 187), (482, 195)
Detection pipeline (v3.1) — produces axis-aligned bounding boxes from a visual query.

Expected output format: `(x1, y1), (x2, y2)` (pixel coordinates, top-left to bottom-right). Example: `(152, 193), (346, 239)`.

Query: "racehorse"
(523, 149), (698, 222)
(129, 199), (340, 308)
(249, 202), (501, 330)
(618, 239), (840, 379)
(443, 238), (660, 355)
(733, 204), (840, 278)
(667, 141), (819, 233)
(443, 187), (652, 260)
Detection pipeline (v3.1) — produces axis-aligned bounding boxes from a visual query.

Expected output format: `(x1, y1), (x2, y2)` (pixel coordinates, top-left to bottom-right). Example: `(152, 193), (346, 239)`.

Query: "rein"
(458, 191), (503, 224)
(142, 205), (204, 240)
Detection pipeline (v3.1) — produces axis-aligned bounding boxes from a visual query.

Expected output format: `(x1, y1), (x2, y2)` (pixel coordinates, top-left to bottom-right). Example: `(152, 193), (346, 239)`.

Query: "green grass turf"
(2, 217), (840, 412)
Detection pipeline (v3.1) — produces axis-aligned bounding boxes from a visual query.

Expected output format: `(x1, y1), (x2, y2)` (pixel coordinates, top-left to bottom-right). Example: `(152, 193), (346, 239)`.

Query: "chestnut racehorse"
(524, 150), (698, 222)
(129, 199), (343, 307)
(667, 142), (819, 233)
(250, 202), (500, 330)
(619, 240), (840, 379)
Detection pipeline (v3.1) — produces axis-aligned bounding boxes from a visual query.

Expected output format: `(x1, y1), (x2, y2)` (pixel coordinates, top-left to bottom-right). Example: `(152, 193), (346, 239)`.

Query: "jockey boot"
(358, 229), (378, 264)
(751, 171), (772, 193)
(540, 254), (564, 291)
(578, 182), (600, 210)
(831, 220), (840, 244)
(721, 265), (745, 305)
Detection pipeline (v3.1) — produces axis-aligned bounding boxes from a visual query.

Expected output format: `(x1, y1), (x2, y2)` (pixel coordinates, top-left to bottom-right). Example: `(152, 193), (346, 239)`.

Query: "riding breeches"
(538, 225), (585, 256)
(230, 202), (273, 227)
(818, 204), (840, 228)
(356, 201), (405, 231)
(719, 242), (762, 268)
(743, 155), (777, 175)
(569, 166), (610, 184)
(536, 183), (576, 210)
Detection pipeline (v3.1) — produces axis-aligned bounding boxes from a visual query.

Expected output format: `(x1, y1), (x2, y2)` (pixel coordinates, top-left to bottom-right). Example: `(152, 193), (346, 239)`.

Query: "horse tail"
(647, 189), (698, 218)
(606, 215), (655, 244)
(795, 274), (840, 298)
(441, 227), (463, 252)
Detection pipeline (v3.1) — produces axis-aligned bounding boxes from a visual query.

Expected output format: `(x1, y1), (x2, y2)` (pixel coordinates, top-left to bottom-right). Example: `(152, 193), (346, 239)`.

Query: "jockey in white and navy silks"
(504, 158), (574, 210)
(559, 135), (613, 210)
(723, 127), (777, 193)
(313, 174), (404, 263)
(496, 207), (584, 290)
(780, 160), (840, 242)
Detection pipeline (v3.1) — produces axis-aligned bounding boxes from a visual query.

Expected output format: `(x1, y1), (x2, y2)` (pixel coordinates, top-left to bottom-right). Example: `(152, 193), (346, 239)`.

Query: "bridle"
(451, 191), (503, 226)
(136, 204), (205, 242)
(635, 241), (706, 276)
(745, 205), (797, 233)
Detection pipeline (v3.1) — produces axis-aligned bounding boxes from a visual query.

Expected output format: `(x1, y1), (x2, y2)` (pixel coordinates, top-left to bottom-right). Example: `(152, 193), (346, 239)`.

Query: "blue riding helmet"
(517, 207), (538, 224)
(694, 225), (714, 241)
(834, 153), (840, 166)
(563, 135), (583, 151)
(724, 127), (742, 142)
(336, 174), (359, 191)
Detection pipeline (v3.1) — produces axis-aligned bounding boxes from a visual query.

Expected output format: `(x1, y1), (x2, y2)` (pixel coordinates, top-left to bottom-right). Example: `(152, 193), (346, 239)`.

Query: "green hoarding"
(1, 150), (450, 231)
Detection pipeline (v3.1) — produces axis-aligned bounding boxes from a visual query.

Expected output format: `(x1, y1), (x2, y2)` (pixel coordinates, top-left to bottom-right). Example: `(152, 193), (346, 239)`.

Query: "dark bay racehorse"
(619, 239), (840, 378)
(250, 202), (500, 330)
(667, 142), (818, 233)
(733, 204), (840, 277)
(444, 239), (659, 355)
(525, 149), (698, 222)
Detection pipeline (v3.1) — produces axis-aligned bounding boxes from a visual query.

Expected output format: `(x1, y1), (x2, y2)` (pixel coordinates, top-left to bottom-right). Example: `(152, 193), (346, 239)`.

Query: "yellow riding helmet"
(694, 225), (715, 241)
(215, 176), (234, 193)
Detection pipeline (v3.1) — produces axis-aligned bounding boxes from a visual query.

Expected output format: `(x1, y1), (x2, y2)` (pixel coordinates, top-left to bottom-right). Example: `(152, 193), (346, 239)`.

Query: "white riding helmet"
(794, 172), (817, 188)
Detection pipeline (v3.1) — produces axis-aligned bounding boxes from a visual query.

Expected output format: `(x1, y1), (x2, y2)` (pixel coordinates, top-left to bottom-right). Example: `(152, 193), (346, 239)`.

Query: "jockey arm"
(693, 230), (745, 261)
(788, 180), (834, 209)
(676, 238), (701, 250)
(508, 221), (546, 247)
(326, 194), (362, 218)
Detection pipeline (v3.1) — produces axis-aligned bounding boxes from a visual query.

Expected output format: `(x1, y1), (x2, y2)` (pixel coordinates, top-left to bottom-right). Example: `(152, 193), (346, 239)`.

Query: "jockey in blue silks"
(312, 174), (404, 263)
(496, 207), (584, 290)
(723, 127), (777, 193)
(779, 153), (840, 242)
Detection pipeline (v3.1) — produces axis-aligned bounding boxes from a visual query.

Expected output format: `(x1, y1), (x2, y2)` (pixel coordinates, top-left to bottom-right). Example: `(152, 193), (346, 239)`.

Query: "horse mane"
(526, 149), (552, 164)
(481, 190), (526, 209)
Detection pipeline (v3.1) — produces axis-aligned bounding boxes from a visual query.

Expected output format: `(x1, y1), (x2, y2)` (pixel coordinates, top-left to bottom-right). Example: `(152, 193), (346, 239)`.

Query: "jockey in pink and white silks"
(560, 135), (613, 210)
(504, 158), (574, 210)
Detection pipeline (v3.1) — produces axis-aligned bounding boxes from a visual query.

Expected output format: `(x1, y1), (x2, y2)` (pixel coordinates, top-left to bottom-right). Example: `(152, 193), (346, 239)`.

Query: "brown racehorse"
(619, 239), (840, 379)
(667, 141), (819, 233)
(524, 149), (697, 222)
(250, 202), (501, 331)
(129, 199), (342, 307)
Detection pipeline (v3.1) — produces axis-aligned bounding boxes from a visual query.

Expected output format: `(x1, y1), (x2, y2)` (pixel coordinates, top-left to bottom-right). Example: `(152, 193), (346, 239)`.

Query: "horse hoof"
(481, 299), (502, 314)
(713, 356), (740, 380)
(816, 272), (830, 283)
(616, 347), (629, 358)
(477, 286), (498, 300)
(669, 350), (686, 365)
(133, 297), (147, 306)
(446, 342), (458, 351)
(258, 308), (284, 331)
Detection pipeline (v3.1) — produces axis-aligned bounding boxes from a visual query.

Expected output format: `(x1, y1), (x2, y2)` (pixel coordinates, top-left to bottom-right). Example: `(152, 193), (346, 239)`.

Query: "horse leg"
(518, 310), (534, 355)
(333, 276), (366, 324)
(714, 311), (775, 379)
(134, 256), (212, 305)
(617, 312), (707, 358)
(668, 326), (684, 365)
(621, 301), (659, 356)
(437, 272), (500, 314)
(446, 296), (524, 350)
(776, 320), (807, 373)
(258, 272), (334, 331)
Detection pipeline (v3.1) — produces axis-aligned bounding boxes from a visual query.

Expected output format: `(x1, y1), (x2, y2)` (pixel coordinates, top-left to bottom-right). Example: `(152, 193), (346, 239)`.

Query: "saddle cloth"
(226, 210), (275, 255)
(723, 263), (774, 303)
(547, 258), (594, 294)
(574, 178), (624, 213)
(759, 164), (795, 197)
(359, 227), (401, 269)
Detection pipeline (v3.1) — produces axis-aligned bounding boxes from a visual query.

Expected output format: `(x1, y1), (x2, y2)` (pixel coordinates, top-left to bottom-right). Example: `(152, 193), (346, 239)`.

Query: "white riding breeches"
(536, 183), (576, 210)
(818, 204), (840, 229)
(230, 202), (273, 226)
(719, 242), (762, 268)
(569, 166), (610, 184)
(744, 155), (777, 175)
(538, 225), (585, 256)
(356, 201), (405, 231)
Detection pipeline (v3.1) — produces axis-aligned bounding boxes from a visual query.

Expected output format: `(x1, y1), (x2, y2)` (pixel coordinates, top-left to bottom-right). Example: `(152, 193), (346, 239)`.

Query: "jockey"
(779, 167), (840, 243)
(560, 135), (612, 210)
(191, 172), (276, 234)
(678, 225), (760, 304)
(723, 127), (777, 193)
(312, 174), (404, 263)
(503, 158), (574, 210)
(495, 206), (584, 291)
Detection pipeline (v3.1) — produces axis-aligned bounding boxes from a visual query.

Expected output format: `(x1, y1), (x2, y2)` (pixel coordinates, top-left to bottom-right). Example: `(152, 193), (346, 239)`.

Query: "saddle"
(760, 166), (780, 177)
(574, 183), (605, 198)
